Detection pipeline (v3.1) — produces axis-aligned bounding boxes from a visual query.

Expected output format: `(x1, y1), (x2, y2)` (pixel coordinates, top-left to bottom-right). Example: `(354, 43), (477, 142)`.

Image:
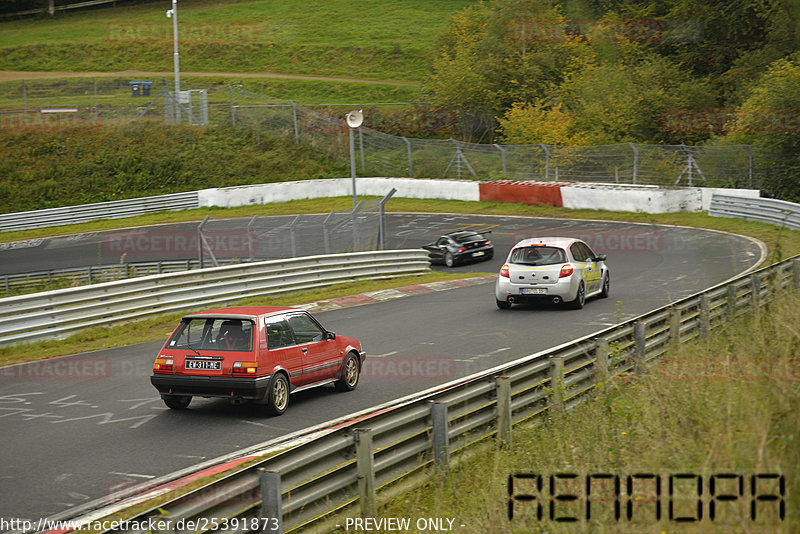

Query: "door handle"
(301, 347), (308, 353)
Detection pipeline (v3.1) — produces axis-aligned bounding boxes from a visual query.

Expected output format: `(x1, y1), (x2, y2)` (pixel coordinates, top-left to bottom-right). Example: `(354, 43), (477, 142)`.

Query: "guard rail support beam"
(548, 358), (565, 414)
(355, 428), (376, 518)
(430, 402), (450, 470)
(259, 470), (283, 534)
(727, 285), (737, 320)
(633, 321), (646, 373)
(495, 376), (512, 447)
(751, 274), (761, 307)
(594, 338), (610, 384)
(668, 308), (681, 350)
(793, 259), (800, 289)
(698, 293), (710, 339)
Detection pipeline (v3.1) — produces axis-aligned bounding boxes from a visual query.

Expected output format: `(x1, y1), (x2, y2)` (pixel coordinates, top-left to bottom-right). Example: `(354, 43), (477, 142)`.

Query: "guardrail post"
(669, 307), (681, 351)
(594, 338), (610, 384)
(259, 469), (283, 533)
(549, 358), (565, 414)
(751, 273), (761, 308)
(633, 321), (646, 374)
(430, 401), (450, 469)
(793, 259), (800, 290)
(698, 293), (710, 339)
(354, 428), (376, 517)
(495, 376), (512, 447)
(727, 285), (738, 319)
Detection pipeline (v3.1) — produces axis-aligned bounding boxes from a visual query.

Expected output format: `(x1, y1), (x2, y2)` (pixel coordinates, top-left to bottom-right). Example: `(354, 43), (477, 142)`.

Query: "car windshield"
(167, 317), (254, 352)
(509, 246), (566, 266)
(452, 233), (483, 243)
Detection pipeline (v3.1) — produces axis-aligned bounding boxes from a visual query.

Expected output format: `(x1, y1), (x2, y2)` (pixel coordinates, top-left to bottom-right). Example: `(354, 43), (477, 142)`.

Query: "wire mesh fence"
(0, 77), (762, 189)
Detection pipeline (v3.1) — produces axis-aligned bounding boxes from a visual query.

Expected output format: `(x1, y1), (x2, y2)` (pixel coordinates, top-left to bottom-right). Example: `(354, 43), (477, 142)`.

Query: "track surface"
(0, 214), (763, 523)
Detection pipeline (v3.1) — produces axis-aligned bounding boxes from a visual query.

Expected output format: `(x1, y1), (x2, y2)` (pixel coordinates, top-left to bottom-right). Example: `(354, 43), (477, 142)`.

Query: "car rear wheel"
(266, 373), (289, 416)
(569, 281), (586, 309)
(599, 273), (610, 298)
(163, 395), (191, 410)
(444, 252), (455, 267)
(335, 352), (360, 392)
(496, 299), (511, 310)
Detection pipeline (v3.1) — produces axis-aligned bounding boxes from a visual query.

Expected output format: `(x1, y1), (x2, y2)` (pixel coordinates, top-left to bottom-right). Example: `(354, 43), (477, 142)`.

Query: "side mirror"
(325, 331), (336, 340)
(594, 254), (607, 262)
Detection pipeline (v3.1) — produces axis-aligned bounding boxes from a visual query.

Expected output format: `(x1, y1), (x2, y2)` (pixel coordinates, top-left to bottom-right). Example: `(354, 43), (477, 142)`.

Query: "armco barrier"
(56, 251), (797, 534)
(0, 191), (199, 232)
(0, 250), (430, 346)
(710, 193), (800, 230)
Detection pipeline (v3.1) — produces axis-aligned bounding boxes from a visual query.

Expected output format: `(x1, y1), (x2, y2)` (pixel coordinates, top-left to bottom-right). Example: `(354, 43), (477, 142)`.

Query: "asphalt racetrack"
(0, 214), (764, 524)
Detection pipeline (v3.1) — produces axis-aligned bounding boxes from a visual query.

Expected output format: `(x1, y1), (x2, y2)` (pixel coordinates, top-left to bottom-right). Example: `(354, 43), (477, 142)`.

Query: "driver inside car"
(218, 320), (248, 350)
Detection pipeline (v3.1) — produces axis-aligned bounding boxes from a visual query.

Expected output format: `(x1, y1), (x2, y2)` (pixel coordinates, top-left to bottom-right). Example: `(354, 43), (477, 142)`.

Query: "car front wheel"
(335, 353), (360, 392)
(266, 373), (290, 416)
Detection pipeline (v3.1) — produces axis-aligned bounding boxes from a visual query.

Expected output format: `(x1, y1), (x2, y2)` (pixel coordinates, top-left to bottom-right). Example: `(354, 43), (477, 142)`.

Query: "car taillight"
(153, 357), (173, 372)
(485, 241), (492, 246)
(500, 264), (510, 278)
(233, 361), (258, 374)
(559, 264), (574, 278)
(458, 246), (467, 252)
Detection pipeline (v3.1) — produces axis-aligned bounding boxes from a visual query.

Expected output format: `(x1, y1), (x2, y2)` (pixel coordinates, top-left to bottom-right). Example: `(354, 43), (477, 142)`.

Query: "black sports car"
(423, 230), (494, 267)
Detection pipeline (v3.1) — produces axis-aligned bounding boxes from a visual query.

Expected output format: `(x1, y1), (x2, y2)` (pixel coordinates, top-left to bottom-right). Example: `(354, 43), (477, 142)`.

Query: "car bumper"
(151, 374), (272, 400)
(495, 276), (578, 302)
(456, 248), (494, 263)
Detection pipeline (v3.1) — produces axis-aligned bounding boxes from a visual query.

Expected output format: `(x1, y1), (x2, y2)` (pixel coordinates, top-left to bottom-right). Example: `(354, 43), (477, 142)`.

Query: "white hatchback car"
(495, 237), (609, 309)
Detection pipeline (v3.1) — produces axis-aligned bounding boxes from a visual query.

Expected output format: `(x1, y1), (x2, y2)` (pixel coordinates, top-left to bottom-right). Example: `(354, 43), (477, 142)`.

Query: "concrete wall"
(197, 177), (760, 214)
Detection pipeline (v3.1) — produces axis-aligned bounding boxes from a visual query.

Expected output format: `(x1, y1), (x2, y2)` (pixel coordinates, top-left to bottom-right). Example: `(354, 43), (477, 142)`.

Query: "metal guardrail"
(0, 191), (199, 232)
(0, 250), (430, 346)
(709, 194), (800, 231)
(66, 251), (797, 534)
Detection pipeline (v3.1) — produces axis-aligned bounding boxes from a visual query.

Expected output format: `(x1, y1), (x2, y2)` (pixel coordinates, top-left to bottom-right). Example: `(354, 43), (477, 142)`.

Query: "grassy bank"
(0, 0), (473, 80)
(377, 289), (800, 533)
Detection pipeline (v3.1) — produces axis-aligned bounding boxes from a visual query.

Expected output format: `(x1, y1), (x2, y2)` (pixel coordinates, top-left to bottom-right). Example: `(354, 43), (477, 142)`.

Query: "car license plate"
(472, 251), (485, 257)
(521, 288), (546, 295)
(186, 360), (221, 371)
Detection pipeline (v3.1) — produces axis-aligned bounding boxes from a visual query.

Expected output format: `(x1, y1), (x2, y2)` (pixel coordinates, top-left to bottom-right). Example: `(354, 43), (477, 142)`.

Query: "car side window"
(265, 316), (295, 349)
(287, 313), (326, 344)
(570, 243), (589, 262)
(437, 237), (450, 246)
(579, 242), (596, 260)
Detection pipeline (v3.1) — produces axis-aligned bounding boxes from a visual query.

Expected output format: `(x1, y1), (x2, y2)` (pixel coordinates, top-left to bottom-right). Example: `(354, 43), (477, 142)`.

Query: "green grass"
(0, 0), (474, 80)
(376, 289), (800, 532)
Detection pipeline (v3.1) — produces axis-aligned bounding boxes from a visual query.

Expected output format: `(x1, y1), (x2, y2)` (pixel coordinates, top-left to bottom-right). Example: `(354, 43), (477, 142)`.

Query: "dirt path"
(0, 69), (419, 85)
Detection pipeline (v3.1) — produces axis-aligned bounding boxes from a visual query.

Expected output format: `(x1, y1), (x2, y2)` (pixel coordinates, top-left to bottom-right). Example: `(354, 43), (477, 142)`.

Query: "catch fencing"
(0, 78), (759, 188)
(0, 249), (430, 346)
(66, 249), (798, 534)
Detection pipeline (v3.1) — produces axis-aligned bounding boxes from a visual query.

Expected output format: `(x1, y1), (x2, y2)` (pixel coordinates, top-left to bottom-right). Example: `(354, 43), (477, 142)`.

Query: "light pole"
(166, 0), (180, 122)
(345, 109), (363, 208)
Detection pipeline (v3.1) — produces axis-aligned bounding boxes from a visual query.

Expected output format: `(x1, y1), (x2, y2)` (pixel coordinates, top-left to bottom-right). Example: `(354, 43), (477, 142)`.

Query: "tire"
(569, 281), (586, 309)
(335, 352), (360, 392)
(444, 252), (455, 268)
(266, 373), (290, 416)
(496, 299), (511, 310)
(599, 272), (610, 298)
(163, 395), (191, 410)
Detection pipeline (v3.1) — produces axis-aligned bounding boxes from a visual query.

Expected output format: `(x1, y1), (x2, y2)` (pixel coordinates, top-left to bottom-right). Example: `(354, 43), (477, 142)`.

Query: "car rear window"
(452, 233), (483, 243)
(509, 246), (566, 266)
(168, 318), (254, 352)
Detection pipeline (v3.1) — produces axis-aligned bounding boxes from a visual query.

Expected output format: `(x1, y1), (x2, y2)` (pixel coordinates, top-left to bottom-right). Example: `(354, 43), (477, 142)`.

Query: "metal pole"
(628, 142), (638, 184)
(169, 0), (181, 122)
(540, 143), (549, 180)
(290, 101), (299, 143)
(349, 127), (357, 208)
(229, 85), (236, 126)
(354, 428), (376, 517)
(259, 469), (283, 534)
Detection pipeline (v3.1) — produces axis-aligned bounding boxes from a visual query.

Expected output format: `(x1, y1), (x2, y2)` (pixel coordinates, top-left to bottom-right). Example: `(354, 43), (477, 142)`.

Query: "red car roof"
(183, 306), (298, 319)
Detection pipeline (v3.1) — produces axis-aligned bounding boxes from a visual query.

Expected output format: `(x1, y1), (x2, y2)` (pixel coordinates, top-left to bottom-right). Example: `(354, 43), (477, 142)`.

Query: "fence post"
(402, 137), (413, 176)
(539, 144), (550, 180)
(793, 259), (800, 289)
(495, 376), (512, 447)
(595, 338), (610, 384)
(354, 428), (376, 517)
(259, 469), (283, 533)
(669, 307), (681, 351)
(430, 402), (450, 470)
(549, 357), (564, 413)
(698, 293), (710, 339)
(494, 143), (506, 175)
(290, 101), (299, 143)
(628, 142), (638, 184)
(633, 321), (646, 374)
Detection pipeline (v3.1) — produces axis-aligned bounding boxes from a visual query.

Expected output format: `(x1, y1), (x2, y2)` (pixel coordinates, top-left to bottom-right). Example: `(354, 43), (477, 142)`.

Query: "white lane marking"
(109, 472), (155, 479)
(370, 351), (398, 358)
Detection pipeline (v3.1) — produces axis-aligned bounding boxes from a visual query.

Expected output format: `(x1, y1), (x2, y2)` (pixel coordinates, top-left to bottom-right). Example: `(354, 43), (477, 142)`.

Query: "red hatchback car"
(150, 306), (365, 415)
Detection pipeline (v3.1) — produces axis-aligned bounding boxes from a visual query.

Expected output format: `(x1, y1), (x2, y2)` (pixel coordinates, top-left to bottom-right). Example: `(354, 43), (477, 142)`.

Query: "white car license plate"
(521, 288), (546, 295)
(186, 360), (221, 371)
(472, 251), (485, 257)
